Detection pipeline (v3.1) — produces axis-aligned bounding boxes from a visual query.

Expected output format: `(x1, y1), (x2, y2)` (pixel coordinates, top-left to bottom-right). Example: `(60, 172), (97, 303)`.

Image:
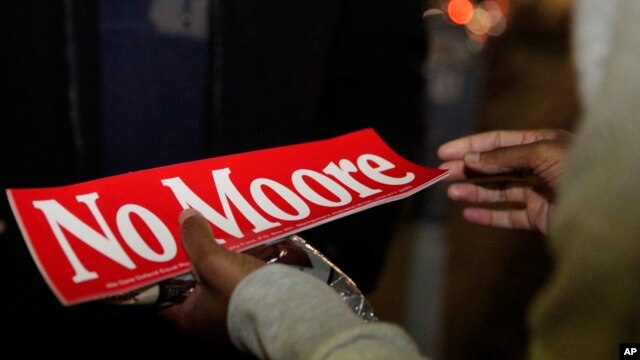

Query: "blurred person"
(439, 0), (640, 358)
(0, 0), (427, 355)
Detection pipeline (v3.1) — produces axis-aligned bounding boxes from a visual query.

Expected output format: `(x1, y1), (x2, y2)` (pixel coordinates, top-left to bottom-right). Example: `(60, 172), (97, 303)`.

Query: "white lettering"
(30, 151), (417, 286)
(116, 204), (177, 262)
(250, 178), (310, 220)
(323, 160), (381, 198)
(292, 169), (351, 207)
(161, 168), (280, 239)
(32, 193), (135, 283)
(358, 154), (415, 185)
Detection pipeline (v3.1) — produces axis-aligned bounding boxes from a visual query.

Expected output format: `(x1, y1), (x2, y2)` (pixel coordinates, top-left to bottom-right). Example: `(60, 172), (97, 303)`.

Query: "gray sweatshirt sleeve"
(227, 264), (428, 360)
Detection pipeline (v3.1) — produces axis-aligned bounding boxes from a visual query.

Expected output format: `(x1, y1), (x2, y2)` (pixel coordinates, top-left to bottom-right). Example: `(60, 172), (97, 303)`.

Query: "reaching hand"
(159, 209), (265, 341)
(438, 129), (574, 235)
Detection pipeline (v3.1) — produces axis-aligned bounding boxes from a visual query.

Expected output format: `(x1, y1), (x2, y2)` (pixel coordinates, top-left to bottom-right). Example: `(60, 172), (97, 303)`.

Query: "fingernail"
(447, 185), (461, 199)
(179, 208), (199, 225)
(465, 152), (480, 164)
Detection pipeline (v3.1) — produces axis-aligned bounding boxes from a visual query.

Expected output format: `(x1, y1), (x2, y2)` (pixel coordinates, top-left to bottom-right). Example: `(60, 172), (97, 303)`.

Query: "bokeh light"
(442, 0), (510, 41)
(448, 0), (474, 25)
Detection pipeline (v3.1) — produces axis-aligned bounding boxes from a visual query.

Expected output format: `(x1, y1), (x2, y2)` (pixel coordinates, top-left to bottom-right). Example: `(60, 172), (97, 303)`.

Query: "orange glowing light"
(448, 0), (474, 25)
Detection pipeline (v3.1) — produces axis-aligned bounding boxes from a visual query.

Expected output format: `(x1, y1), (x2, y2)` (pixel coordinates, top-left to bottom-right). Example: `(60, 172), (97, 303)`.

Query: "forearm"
(228, 264), (426, 360)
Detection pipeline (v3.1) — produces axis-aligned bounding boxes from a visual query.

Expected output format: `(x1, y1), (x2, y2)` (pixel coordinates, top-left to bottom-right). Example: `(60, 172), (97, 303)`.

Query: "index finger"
(437, 129), (561, 161)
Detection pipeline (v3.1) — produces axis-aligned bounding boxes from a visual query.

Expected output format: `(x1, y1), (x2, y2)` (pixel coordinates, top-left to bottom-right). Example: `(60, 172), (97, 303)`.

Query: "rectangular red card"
(6, 128), (448, 305)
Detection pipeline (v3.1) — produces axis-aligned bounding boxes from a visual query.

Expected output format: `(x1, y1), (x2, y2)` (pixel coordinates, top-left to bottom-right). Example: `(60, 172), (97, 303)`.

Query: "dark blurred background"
(0, 1), (581, 358)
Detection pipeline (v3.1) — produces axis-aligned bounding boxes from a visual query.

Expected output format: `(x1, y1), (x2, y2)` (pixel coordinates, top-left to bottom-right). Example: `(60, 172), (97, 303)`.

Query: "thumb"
(463, 142), (542, 175)
(178, 208), (264, 296)
(179, 208), (222, 285)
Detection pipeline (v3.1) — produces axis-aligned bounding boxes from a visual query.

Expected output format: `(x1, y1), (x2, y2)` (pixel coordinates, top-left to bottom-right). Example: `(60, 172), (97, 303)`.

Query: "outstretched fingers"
(447, 183), (527, 204)
(461, 207), (536, 232)
(437, 129), (562, 161)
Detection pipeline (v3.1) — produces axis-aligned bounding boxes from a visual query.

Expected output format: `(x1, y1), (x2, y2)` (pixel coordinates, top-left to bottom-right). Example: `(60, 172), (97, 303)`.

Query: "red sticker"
(7, 128), (448, 305)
